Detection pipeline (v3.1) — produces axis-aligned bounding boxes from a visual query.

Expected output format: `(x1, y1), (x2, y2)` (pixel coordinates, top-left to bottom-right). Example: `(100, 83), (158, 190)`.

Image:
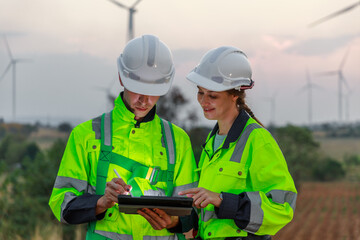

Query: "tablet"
(117, 195), (193, 216)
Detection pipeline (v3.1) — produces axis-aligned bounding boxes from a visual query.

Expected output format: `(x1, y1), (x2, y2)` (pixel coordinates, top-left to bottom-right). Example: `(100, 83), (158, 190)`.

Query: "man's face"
(123, 89), (160, 121)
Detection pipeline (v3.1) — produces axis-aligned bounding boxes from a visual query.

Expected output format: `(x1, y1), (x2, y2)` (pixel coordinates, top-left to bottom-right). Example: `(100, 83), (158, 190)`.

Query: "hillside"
(29, 127), (69, 150)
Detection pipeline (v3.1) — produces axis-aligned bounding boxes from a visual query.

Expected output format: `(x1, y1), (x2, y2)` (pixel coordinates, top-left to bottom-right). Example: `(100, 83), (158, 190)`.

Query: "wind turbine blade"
(131, 0), (143, 8)
(316, 71), (338, 77)
(308, 1), (360, 27)
(297, 85), (308, 95)
(311, 83), (325, 91)
(107, 0), (128, 9)
(3, 35), (13, 60)
(342, 76), (350, 91)
(0, 63), (12, 81)
(14, 58), (33, 63)
(339, 47), (351, 70)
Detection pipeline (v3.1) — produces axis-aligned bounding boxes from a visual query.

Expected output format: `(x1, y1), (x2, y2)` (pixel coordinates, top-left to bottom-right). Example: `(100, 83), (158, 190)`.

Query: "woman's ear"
(232, 94), (239, 103)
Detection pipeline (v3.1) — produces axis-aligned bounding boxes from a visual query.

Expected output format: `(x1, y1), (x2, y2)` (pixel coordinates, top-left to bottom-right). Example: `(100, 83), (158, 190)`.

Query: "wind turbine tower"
(264, 92), (277, 126)
(300, 68), (321, 127)
(0, 35), (29, 121)
(108, 0), (143, 42)
(344, 89), (353, 122)
(319, 48), (350, 123)
(305, 69), (313, 126)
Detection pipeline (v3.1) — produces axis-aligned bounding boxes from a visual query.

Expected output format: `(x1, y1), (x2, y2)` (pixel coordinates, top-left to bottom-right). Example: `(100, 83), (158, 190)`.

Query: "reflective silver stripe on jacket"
(54, 176), (88, 192)
(172, 182), (198, 197)
(95, 230), (133, 240)
(60, 192), (77, 223)
(55, 176), (97, 222)
(244, 191), (263, 234)
(92, 115), (101, 139)
(161, 119), (175, 165)
(202, 209), (218, 222)
(104, 112), (111, 146)
(88, 184), (96, 194)
(93, 231), (177, 240)
(144, 188), (167, 196)
(266, 189), (297, 211)
(144, 235), (178, 240)
(229, 123), (262, 163)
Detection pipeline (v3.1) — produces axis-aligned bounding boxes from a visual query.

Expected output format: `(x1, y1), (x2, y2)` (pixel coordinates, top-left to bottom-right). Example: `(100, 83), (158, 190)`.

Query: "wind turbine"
(263, 92), (277, 126)
(92, 77), (118, 109)
(344, 89), (353, 122)
(299, 69), (314, 126)
(308, 1), (360, 27)
(107, 0), (143, 42)
(299, 68), (323, 127)
(0, 35), (30, 121)
(318, 48), (351, 123)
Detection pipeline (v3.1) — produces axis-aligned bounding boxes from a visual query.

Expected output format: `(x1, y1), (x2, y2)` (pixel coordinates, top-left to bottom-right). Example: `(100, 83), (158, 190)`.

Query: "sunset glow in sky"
(0, 0), (359, 126)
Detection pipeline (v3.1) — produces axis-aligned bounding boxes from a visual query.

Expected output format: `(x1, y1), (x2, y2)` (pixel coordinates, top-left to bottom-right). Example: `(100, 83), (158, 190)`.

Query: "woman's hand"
(179, 187), (222, 208)
(96, 178), (132, 215)
(138, 208), (179, 230)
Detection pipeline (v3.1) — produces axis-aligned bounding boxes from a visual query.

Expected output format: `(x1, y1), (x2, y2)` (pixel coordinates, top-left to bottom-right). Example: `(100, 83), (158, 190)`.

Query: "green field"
(315, 136), (360, 161)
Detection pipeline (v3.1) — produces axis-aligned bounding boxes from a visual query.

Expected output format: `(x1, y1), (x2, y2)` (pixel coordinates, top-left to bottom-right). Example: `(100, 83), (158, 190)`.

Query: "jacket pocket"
(87, 140), (100, 156)
(216, 161), (247, 190)
(103, 205), (120, 222)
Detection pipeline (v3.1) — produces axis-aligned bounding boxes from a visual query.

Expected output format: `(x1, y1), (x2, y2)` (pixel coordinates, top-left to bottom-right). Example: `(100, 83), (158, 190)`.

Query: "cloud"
(286, 34), (359, 56)
(262, 35), (296, 50)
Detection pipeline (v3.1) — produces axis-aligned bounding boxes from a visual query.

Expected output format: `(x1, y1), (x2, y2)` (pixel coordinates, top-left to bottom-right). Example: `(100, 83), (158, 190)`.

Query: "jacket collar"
(114, 92), (156, 125)
(204, 109), (250, 149)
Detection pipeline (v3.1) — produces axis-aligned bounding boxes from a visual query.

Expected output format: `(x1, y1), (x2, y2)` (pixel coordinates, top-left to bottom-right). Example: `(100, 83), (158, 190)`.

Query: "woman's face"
(197, 86), (238, 121)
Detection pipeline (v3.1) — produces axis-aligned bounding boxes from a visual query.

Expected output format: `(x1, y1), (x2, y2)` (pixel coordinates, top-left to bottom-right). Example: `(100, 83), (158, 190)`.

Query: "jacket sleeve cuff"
(215, 192), (239, 219)
(63, 194), (106, 224)
(167, 221), (183, 233)
(215, 192), (251, 229)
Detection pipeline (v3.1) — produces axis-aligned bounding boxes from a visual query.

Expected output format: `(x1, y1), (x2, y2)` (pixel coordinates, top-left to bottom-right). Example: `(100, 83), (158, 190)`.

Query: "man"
(49, 34), (198, 240)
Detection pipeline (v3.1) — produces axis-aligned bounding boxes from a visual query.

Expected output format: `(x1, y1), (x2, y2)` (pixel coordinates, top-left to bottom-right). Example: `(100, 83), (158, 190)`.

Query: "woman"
(179, 46), (297, 240)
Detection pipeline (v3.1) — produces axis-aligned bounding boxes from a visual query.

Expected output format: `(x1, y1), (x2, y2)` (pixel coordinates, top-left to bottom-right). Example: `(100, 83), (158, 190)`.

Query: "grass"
(315, 136), (360, 161)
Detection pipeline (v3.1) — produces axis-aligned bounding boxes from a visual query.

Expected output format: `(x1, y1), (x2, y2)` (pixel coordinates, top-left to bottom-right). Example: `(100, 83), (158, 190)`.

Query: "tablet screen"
(117, 195), (193, 216)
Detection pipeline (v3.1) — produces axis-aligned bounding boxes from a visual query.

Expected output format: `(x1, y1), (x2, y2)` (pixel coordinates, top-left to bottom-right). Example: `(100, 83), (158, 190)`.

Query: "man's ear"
(119, 73), (124, 87)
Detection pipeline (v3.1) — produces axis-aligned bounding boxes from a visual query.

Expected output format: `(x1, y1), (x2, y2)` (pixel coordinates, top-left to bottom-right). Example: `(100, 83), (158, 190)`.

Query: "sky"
(0, 0), (359, 127)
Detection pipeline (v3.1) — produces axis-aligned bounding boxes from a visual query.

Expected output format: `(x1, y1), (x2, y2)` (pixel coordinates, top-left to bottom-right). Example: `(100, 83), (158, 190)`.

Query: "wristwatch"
(219, 192), (223, 200)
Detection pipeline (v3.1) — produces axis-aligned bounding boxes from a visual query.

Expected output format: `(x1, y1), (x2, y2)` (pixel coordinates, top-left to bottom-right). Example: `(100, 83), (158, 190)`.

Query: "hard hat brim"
(120, 74), (172, 96)
(186, 71), (252, 92)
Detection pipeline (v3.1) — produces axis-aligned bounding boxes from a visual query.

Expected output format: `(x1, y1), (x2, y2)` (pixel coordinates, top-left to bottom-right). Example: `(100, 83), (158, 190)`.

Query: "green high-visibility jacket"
(49, 94), (198, 240)
(196, 110), (297, 239)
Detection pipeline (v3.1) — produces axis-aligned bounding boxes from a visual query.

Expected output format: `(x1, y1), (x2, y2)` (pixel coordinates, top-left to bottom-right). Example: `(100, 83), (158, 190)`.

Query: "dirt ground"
(274, 181), (360, 240)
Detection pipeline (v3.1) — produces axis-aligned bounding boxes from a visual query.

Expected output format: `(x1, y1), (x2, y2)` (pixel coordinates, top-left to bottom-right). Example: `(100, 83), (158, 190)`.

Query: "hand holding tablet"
(117, 195), (193, 216)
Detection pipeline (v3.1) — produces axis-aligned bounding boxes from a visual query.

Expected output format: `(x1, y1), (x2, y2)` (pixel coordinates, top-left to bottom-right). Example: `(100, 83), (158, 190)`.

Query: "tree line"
(0, 87), (359, 239)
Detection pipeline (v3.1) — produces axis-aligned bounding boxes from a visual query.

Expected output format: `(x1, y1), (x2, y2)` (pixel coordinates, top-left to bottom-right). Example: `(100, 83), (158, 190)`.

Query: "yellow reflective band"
(146, 167), (153, 180)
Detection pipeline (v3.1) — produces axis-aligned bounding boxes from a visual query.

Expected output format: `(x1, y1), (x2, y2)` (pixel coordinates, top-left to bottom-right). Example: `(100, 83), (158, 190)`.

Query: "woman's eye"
(209, 95), (217, 99)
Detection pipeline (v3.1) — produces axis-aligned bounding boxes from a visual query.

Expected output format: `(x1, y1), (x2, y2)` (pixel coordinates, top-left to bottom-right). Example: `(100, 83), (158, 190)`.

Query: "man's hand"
(96, 178), (132, 215)
(138, 208), (179, 230)
(179, 187), (222, 208)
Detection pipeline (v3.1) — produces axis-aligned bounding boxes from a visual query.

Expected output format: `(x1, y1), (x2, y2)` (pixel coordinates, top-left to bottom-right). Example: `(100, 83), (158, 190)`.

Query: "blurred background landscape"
(0, 0), (359, 239)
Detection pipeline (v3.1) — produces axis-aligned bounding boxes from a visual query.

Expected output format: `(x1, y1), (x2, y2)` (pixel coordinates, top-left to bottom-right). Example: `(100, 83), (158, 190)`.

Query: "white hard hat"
(117, 35), (175, 96)
(186, 46), (254, 92)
